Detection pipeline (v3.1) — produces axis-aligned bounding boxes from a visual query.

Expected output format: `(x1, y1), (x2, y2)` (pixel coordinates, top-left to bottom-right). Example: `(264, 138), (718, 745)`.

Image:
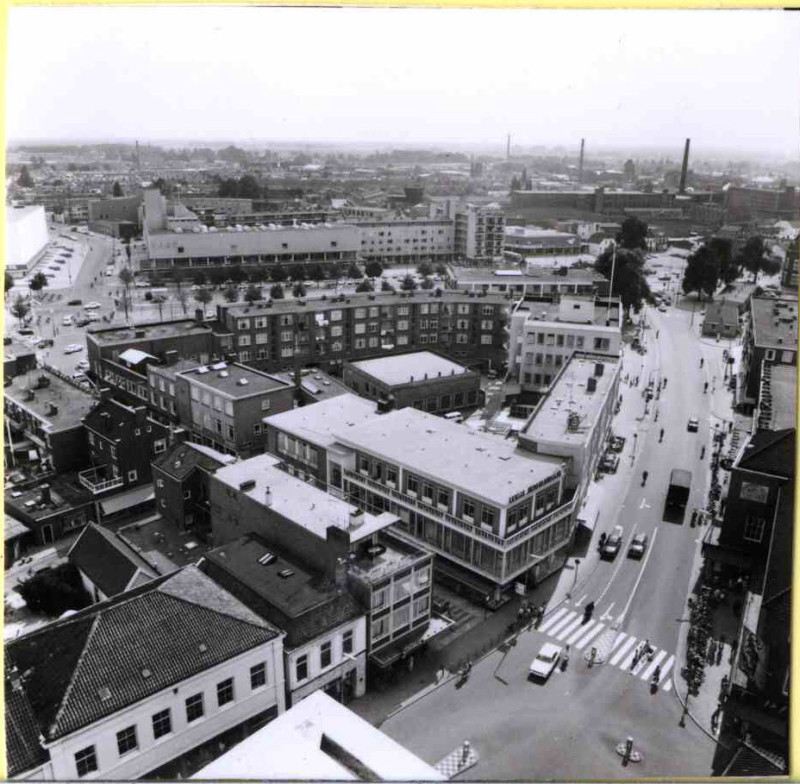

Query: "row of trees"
(593, 217), (652, 313)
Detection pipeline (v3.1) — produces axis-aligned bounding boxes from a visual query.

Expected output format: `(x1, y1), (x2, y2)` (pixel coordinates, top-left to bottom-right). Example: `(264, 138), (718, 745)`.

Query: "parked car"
(628, 533), (649, 559)
(608, 435), (626, 453)
(687, 417), (699, 433)
(75, 317), (91, 328)
(601, 526), (624, 560)
(37, 339), (54, 349)
(600, 453), (620, 474)
(84, 302), (101, 310)
(75, 359), (90, 371)
(71, 372), (88, 382)
(64, 343), (83, 354)
(62, 315), (73, 326)
(658, 304), (667, 313)
(529, 642), (563, 681)
(67, 299), (83, 306)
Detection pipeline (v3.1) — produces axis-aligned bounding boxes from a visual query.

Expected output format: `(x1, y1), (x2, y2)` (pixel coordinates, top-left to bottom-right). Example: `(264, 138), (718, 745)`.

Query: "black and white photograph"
(3, 6), (798, 780)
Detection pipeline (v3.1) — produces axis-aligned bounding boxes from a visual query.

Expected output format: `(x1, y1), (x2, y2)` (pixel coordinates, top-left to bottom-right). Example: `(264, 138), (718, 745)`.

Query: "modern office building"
(342, 351), (482, 414)
(355, 218), (454, 263)
(508, 295), (623, 394)
(454, 203), (505, 263)
(88, 195), (141, 237)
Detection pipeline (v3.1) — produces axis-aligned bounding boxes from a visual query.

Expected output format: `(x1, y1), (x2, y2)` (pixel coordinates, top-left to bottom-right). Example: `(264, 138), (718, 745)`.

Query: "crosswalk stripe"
(631, 652), (652, 676)
(538, 607), (569, 634)
(574, 623), (605, 650)
(547, 611), (578, 637)
(610, 637), (636, 666)
(621, 644), (643, 672)
(608, 632), (627, 653)
(641, 649), (668, 680)
(662, 678), (673, 692)
(660, 654), (675, 680)
(556, 616), (586, 641)
(566, 619), (598, 646)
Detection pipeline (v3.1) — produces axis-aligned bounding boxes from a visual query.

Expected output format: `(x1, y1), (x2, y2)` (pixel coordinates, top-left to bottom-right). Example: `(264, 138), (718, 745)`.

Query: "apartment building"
(200, 534), (368, 707)
(5, 566), (285, 781)
(355, 218), (454, 264)
(213, 290), (510, 375)
(174, 362), (294, 458)
(454, 203), (505, 263)
(208, 453), (434, 667)
(508, 295), (623, 394)
(333, 408), (573, 604)
(342, 351), (482, 414)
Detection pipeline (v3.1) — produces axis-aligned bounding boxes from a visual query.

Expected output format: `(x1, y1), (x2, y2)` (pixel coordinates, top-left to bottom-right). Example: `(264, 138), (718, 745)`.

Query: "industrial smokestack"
(679, 138), (691, 194)
(578, 138), (585, 184)
(506, 134), (511, 160)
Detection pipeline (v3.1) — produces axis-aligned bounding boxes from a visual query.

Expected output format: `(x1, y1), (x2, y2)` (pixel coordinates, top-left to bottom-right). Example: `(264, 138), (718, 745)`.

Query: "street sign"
(515, 582), (525, 596)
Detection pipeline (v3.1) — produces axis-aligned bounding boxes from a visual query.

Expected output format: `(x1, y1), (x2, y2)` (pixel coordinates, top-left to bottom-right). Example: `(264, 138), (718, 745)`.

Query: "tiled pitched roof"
(737, 428), (795, 479)
(68, 523), (158, 598)
(5, 566), (280, 743)
(152, 441), (229, 481)
(5, 684), (51, 776)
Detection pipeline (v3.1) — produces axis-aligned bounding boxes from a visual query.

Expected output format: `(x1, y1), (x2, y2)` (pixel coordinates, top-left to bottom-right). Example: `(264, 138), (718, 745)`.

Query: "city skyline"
(6, 7), (800, 156)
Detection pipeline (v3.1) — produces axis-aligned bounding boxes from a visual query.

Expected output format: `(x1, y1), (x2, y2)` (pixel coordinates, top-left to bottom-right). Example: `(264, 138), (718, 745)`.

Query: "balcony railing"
(79, 465), (124, 494)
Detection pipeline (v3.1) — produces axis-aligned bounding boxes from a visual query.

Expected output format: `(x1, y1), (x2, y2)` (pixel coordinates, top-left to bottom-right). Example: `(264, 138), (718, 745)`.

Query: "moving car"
(628, 533), (649, 559)
(62, 315), (73, 326)
(600, 453), (620, 473)
(84, 302), (101, 310)
(687, 417), (699, 433)
(68, 299), (83, 306)
(37, 339), (54, 349)
(601, 525), (624, 560)
(530, 643), (563, 680)
(64, 343), (83, 354)
(75, 359), (90, 371)
(75, 317), (91, 328)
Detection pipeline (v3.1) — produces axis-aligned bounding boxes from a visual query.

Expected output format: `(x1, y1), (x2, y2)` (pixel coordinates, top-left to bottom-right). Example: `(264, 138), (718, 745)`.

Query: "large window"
(743, 516), (766, 543)
(372, 615), (390, 641)
(394, 605), (410, 629)
(320, 641), (332, 668)
(185, 693), (204, 723)
(463, 498), (475, 521)
(372, 585), (390, 610)
(116, 726), (138, 756)
(343, 629), (354, 654)
(217, 677), (235, 707)
(414, 594), (430, 618)
(251, 662), (267, 689)
(152, 708), (172, 739)
(296, 654), (309, 682)
(75, 746), (98, 777)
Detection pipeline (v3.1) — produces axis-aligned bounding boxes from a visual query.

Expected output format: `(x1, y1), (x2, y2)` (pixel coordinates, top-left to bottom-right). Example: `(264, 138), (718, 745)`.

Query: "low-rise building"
(200, 534), (367, 707)
(4, 340), (37, 380)
(87, 195), (141, 236)
(702, 300), (740, 339)
(453, 266), (604, 300)
(342, 351), (481, 414)
(508, 295), (622, 394)
(5, 565), (286, 781)
(5, 205), (48, 278)
(518, 352), (621, 492)
(175, 361), (294, 457)
(504, 226), (587, 258)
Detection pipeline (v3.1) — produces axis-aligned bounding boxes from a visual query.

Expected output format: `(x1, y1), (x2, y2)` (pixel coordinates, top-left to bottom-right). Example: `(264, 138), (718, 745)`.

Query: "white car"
(84, 302), (102, 310)
(86, 313), (100, 322)
(75, 359), (90, 371)
(62, 315), (73, 326)
(530, 642), (563, 680)
(64, 343), (83, 354)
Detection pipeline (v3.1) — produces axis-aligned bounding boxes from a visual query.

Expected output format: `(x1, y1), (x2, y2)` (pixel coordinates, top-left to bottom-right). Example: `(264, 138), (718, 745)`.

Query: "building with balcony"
(208, 453), (434, 668)
(4, 368), (97, 474)
(342, 351), (482, 414)
(5, 566), (286, 781)
(452, 266), (605, 301)
(213, 290), (510, 375)
(454, 203), (505, 263)
(264, 393), (380, 489)
(199, 534), (367, 707)
(518, 352), (621, 492)
(508, 295), (623, 394)
(355, 218), (454, 264)
(174, 361), (294, 458)
(332, 407), (572, 604)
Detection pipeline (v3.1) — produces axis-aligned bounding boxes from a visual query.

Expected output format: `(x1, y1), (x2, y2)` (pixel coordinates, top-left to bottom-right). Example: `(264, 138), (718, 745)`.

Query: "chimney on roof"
(163, 349), (178, 366)
(134, 405), (147, 428)
(195, 308), (204, 325)
(679, 138), (691, 195)
(264, 486), (272, 507)
(40, 484), (51, 505)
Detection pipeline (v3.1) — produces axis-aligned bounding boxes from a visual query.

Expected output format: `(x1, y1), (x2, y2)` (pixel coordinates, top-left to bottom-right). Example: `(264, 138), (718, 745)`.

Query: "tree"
(309, 264), (325, 288)
(594, 247), (650, 314)
(17, 165), (33, 188)
(736, 236), (781, 282)
(435, 263), (448, 277)
(118, 267), (135, 321)
(238, 175), (261, 200)
(271, 264), (288, 283)
(271, 283), (285, 300)
(175, 286), (189, 315)
(229, 265), (247, 285)
(208, 268), (227, 287)
(356, 279), (373, 293)
(291, 266), (307, 283)
(152, 295), (167, 321)
(381, 279), (395, 292)
(249, 267), (268, 283)
(5, 270), (14, 296)
(173, 268), (185, 290)
(330, 261), (345, 282)
(222, 285), (239, 303)
(421, 277), (434, 290)
(365, 260), (383, 279)
(708, 238), (740, 286)
(347, 262), (362, 280)
(244, 285), (262, 303)
(416, 261), (434, 277)
(17, 563), (91, 617)
(28, 272), (49, 292)
(510, 175), (521, 192)
(292, 282), (307, 298)
(616, 216), (649, 251)
(401, 274), (417, 291)
(192, 271), (207, 286)
(194, 287), (213, 308)
(682, 244), (720, 301)
(112, 181), (123, 197)
(11, 294), (29, 327)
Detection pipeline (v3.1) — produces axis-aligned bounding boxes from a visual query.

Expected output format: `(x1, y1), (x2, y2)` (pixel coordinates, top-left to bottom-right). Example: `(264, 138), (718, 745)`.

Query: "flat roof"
(86, 319), (211, 346)
(759, 365), (797, 432)
(5, 371), (96, 431)
(516, 299), (621, 328)
(751, 297), (798, 350)
(264, 393), (379, 449)
(5, 474), (94, 522)
(214, 453), (397, 542)
(348, 351), (470, 388)
(272, 369), (351, 403)
(180, 362), (291, 398)
(192, 690), (445, 781)
(521, 353), (621, 447)
(335, 408), (563, 506)
(454, 266), (603, 284)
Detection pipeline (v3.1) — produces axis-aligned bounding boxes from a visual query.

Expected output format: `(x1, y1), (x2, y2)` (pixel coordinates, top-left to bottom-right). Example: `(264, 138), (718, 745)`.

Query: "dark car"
(628, 533), (649, 559)
(68, 299), (83, 306)
(75, 317), (91, 328)
(601, 526), (624, 560)
(687, 417), (699, 433)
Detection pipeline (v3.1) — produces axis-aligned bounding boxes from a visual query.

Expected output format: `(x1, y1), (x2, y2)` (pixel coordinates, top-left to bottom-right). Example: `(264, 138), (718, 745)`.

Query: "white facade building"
(6, 205), (49, 277)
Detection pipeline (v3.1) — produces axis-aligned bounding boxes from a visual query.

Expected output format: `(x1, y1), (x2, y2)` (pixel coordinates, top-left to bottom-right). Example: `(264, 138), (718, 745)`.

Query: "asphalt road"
(382, 302), (721, 779)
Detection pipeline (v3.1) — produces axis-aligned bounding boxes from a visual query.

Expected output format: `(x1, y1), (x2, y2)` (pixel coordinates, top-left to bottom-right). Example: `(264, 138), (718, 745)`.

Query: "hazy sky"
(6, 7), (800, 155)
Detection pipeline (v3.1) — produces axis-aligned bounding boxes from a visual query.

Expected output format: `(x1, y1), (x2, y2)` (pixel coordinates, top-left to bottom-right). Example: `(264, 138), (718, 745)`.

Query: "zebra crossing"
(537, 606), (675, 691)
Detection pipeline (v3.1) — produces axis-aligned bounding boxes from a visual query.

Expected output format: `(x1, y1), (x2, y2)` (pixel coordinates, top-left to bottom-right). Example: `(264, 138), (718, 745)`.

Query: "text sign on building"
(740, 481), (769, 504)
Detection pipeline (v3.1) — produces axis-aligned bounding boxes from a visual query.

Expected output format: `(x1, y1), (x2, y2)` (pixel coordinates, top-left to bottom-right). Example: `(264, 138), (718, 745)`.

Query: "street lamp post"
(566, 558), (581, 599)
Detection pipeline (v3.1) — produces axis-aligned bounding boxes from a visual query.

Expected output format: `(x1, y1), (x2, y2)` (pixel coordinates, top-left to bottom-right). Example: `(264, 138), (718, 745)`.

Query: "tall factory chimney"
(578, 138), (585, 184)
(679, 138), (691, 194)
(506, 134), (511, 160)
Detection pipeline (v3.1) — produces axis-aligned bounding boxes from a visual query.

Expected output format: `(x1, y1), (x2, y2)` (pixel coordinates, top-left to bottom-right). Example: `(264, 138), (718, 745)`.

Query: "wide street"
(381, 298), (726, 779)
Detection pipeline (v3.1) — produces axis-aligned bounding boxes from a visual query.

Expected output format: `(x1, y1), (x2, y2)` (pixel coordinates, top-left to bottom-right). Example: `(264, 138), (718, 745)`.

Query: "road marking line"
(660, 654), (676, 680)
(538, 607), (569, 634)
(639, 498), (647, 509)
(547, 611), (578, 637)
(574, 623), (605, 650)
(608, 632), (627, 653)
(567, 619), (598, 646)
(662, 678), (673, 692)
(557, 616), (586, 641)
(610, 637), (637, 666)
(600, 602), (615, 621)
(641, 649), (668, 680)
(575, 594), (588, 607)
(619, 527), (659, 621)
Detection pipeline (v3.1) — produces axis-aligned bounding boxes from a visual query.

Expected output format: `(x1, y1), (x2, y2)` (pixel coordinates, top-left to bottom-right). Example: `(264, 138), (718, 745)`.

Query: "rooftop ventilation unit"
(237, 378), (249, 386)
(211, 362), (227, 371)
(258, 552), (276, 566)
(219, 371), (229, 378)
(239, 479), (256, 492)
(278, 568), (295, 579)
(196, 366), (209, 374)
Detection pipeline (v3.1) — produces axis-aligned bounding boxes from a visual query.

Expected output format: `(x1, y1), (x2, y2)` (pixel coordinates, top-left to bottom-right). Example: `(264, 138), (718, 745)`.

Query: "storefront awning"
(99, 484), (155, 516)
(702, 541), (753, 569)
(370, 626), (428, 669)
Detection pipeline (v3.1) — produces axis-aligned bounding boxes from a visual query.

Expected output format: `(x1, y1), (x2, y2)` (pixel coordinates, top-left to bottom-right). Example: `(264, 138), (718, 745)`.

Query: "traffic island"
(436, 741), (479, 779)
